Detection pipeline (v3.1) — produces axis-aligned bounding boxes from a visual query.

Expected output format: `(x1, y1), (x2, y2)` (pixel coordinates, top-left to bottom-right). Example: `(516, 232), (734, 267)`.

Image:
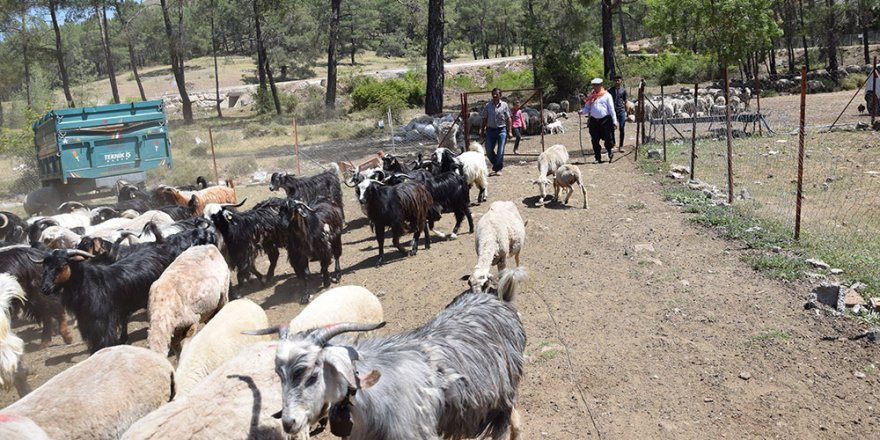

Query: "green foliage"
(350, 73), (425, 120)
(224, 155), (258, 178)
(619, 51), (715, 86)
(254, 87), (275, 115)
(487, 69), (534, 92)
(375, 33), (409, 58)
(147, 157), (211, 187)
(839, 75), (863, 91)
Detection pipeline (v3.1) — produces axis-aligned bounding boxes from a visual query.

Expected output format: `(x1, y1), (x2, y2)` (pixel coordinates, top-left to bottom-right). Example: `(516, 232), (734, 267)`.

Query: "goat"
(466, 201), (526, 293)
(159, 181), (237, 216)
(247, 290), (526, 439)
(0, 246), (73, 349)
(281, 198), (344, 304)
(407, 169), (474, 239)
(545, 120), (564, 134)
(269, 167), (344, 211)
(0, 212), (27, 244)
(433, 142), (489, 203)
(534, 144), (570, 204)
(23, 187), (62, 216)
(210, 198), (289, 286)
(0, 274), (29, 398)
(357, 178), (432, 266)
(147, 245), (230, 357)
(552, 164), (588, 209)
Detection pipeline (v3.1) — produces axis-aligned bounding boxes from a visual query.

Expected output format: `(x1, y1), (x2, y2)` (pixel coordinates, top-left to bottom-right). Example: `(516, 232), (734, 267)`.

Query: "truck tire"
(24, 186), (63, 216)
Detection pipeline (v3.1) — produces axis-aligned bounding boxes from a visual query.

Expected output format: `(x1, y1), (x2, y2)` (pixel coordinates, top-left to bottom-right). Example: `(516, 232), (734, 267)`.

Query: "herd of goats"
(0, 140), (590, 439)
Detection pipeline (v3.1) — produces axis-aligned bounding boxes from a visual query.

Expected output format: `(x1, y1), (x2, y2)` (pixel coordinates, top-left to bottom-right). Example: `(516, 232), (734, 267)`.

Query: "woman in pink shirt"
(511, 99), (527, 154)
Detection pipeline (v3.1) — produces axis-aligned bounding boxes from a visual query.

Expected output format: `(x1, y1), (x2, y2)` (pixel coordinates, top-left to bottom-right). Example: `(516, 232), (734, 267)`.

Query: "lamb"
(433, 141), (489, 203)
(551, 164), (588, 209)
(250, 290), (525, 439)
(534, 144), (570, 204)
(466, 201), (526, 294)
(0, 345), (174, 440)
(545, 120), (564, 135)
(0, 274), (29, 398)
(147, 245), (230, 356)
(174, 299), (271, 397)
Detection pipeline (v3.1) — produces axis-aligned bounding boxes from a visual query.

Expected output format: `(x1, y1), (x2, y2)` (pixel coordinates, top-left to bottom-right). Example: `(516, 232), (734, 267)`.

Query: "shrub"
(279, 92), (298, 114)
(295, 86), (328, 122)
(254, 86), (275, 114)
(189, 145), (208, 158)
(224, 155), (258, 178)
(375, 34), (408, 58)
(350, 73), (425, 120)
(839, 75), (862, 91)
(147, 157), (211, 187)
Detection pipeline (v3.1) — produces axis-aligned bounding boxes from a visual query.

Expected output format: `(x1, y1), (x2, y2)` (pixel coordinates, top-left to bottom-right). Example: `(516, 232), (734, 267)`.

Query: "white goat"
(534, 144), (570, 204)
(552, 164), (588, 209)
(0, 345), (174, 440)
(466, 201), (526, 293)
(545, 120), (564, 135)
(174, 298), (270, 397)
(147, 245), (230, 357)
(0, 274), (28, 398)
(433, 142), (489, 203)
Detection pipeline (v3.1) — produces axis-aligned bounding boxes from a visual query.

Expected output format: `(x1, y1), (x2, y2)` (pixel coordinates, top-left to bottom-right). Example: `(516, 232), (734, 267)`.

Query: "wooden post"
(461, 93), (468, 153)
(639, 80), (646, 145)
(724, 67), (734, 204)
(872, 56), (878, 126)
(661, 85), (667, 162)
(292, 117), (301, 175)
(578, 108), (585, 158)
(795, 66), (807, 240)
(208, 126), (219, 185)
(539, 91), (545, 152)
(691, 83), (698, 180)
(636, 81), (645, 160)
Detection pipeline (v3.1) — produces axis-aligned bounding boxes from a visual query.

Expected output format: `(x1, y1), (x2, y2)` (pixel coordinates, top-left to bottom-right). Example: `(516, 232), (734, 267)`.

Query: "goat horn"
(0, 213), (7, 229)
(310, 322), (386, 346)
(293, 200), (317, 213)
(27, 253), (45, 264)
(225, 198), (247, 209)
(65, 249), (95, 259)
(242, 323), (288, 337)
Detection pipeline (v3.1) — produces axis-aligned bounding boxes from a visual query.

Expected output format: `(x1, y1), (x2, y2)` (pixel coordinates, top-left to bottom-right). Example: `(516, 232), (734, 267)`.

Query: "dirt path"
(3, 114), (878, 438)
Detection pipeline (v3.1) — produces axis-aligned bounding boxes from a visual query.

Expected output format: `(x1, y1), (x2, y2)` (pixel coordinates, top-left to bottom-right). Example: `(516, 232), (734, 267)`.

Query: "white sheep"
(0, 414), (50, 440)
(147, 245), (230, 357)
(466, 201), (526, 293)
(534, 144), (570, 204)
(552, 164), (588, 209)
(0, 274), (28, 398)
(434, 142), (489, 203)
(174, 298), (271, 397)
(0, 345), (174, 440)
(123, 287), (384, 440)
(545, 120), (564, 135)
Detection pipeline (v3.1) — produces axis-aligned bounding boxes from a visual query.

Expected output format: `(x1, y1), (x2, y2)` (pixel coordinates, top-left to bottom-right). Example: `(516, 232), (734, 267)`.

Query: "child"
(511, 99), (527, 154)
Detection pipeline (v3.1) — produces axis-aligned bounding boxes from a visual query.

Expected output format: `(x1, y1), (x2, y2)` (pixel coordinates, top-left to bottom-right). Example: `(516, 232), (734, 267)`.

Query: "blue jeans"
(616, 110), (627, 148)
(485, 127), (507, 172)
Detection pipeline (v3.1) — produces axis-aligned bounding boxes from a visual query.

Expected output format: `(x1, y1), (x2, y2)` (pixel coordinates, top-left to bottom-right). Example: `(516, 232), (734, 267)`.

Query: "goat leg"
(393, 233), (406, 255)
(13, 361), (32, 398)
(375, 228), (386, 266)
(422, 221), (430, 249)
(507, 407), (522, 440)
(265, 247), (280, 280)
(58, 312), (74, 344)
(38, 315), (54, 350)
(119, 314), (130, 344)
(300, 277), (310, 305)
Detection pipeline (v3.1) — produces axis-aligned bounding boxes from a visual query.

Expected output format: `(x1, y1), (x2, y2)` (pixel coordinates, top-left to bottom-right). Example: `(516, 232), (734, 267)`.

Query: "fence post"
(387, 107), (394, 149)
(661, 85), (667, 162)
(539, 91), (546, 152)
(691, 83), (698, 180)
(292, 117), (300, 175)
(873, 56), (878, 126)
(754, 74), (762, 136)
(724, 67), (734, 204)
(208, 126), (219, 185)
(639, 80), (646, 145)
(636, 80), (645, 160)
(795, 66), (807, 240)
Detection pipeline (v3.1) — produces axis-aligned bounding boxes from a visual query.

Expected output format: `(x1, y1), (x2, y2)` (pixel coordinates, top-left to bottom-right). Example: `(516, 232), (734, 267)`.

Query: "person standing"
(608, 75), (628, 152)
(511, 99), (527, 154)
(580, 78), (618, 163)
(480, 88), (512, 175)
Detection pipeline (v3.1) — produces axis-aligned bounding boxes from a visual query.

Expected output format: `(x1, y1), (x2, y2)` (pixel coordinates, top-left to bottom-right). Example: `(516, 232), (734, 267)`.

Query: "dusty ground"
(3, 90), (879, 439)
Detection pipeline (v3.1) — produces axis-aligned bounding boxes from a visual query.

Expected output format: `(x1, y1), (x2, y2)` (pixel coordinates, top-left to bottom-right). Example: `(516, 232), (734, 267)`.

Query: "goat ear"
(358, 370), (381, 390)
(459, 274), (470, 281)
(322, 346), (358, 389)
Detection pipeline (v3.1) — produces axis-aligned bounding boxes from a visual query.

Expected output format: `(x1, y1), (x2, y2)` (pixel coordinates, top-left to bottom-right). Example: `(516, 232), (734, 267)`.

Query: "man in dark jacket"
(608, 75), (628, 152)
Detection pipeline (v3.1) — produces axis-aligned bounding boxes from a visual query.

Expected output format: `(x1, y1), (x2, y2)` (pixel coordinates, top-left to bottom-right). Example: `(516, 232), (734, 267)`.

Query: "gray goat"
(247, 291), (526, 439)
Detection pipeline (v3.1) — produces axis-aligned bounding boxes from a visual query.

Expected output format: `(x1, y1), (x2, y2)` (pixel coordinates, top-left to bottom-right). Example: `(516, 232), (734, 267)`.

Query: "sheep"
(0, 274), (29, 398)
(467, 201), (526, 294)
(268, 167), (343, 210)
(0, 345), (174, 440)
(281, 198), (344, 303)
(147, 245), (230, 356)
(0, 414), (50, 440)
(0, 212), (27, 244)
(436, 119), (459, 150)
(552, 164), (588, 209)
(0, 246), (73, 349)
(545, 120), (564, 135)
(174, 299), (271, 397)
(250, 290), (525, 439)
(357, 178), (433, 266)
(286, 285), (383, 333)
(534, 144), (570, 204)
(210, 198), (289, 286)
(433, 141), (489, 203)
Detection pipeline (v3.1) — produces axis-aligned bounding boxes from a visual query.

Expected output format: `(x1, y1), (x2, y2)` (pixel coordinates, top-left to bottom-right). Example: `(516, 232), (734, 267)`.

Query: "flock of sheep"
(0, 138), (589, 439)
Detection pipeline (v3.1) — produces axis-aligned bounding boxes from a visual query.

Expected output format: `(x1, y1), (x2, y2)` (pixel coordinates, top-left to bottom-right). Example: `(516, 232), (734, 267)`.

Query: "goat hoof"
(448, 233), (457, 240)
(408, 250), (417, 256)
(38, 341), (50, 350)
(300, 295), (310, 305)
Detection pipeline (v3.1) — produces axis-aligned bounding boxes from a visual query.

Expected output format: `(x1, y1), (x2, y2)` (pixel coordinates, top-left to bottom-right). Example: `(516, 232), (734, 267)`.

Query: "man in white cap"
(580, 78), (618, 163)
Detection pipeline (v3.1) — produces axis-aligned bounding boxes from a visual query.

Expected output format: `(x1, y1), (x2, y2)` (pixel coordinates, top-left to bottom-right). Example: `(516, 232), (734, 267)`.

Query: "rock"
(810, 284), (846, 314)
(806, 258), (830, 269)
(739, 371), (751, 380)
(871, 298), (880, 312)
(634, 243), (655, 254)
(251, 171), (268, 183)
(844, 288), (866, 307)
(647, 149), (662, 159)
(771, 246), (781, 253)
(854, 371), (866, 379)
(738, 188), (752, 200)
(830, 268), (843, 275)
(851, 282), (867, 292)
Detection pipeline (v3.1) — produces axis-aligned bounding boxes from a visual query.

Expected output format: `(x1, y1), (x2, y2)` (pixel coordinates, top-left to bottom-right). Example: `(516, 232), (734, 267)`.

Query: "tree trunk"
(826, 0), (838, 82)
(49, 0), (75, 107)
(601, 0), (616, 78)
(326, 0), (341, 111)
(425, 0), (444, 115)
(96, 1), (120, 104)
(528, 0), (539, 88)
(0, 99), (4, 127)
(768, 47), (777, 77)
(862, 0), (870, 64)
(618, 3), (628, 56)
(114, 1), (146, 102)
(799, 0), (810, 71)
(265, 52), (281, 114)
(160, 0), (194, 123)
(350, 10), (356, 65)
(210, 0), (222, 118)
(21, 9), (31, 107)
(253, 0), (267, 88)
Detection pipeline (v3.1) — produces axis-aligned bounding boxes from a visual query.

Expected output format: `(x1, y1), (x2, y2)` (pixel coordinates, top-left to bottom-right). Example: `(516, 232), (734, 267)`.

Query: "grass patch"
(742, 254), (807, 280)
(749, 328), (792, 343)
(627, 201), (648, 211)
(532, 341), (563, 364)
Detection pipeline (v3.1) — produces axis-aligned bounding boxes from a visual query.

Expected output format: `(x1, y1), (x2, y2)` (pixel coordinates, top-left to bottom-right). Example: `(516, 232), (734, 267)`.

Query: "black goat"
(268, 169), (344, 213)
(0, 245), (74, 349)
(281, 198), (344, 303)
(381, 153), (413, 174)
(0, 212), (28, 243)
(210, 198), (289, 286)
(410, 170), (474, 238)
(36, 228), (214, 354)
(174, 176), (209, 191)
(356, 179), (433, 266)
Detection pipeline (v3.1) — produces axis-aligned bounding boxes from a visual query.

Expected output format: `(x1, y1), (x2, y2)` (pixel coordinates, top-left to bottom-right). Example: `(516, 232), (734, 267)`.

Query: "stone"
(647, 149), (662, 159)
(871, 298), (880, 312)
(806, 258), (830, 269)
(810, 284), (846, 314)
(634, 243), (656, 254)
(844, 289), (866, 307)
(739, 371), (751, 380)
(830, 268), (843, 275)
(851, 282), (867, 292)
(854, 371), (866, 379)
(738, 188), (752, 200)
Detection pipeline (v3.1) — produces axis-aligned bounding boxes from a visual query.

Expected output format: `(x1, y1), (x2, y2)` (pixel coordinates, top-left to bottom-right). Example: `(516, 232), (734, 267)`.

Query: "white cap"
(591, 78), (603, 85)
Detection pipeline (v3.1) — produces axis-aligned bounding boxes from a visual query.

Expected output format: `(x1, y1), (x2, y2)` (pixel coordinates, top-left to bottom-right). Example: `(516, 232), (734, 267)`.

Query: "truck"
(26, 100), (173, 215)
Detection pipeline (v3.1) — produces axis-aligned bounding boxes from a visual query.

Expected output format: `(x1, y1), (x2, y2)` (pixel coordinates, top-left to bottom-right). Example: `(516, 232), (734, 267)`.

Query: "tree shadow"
(228, 374), (283, 438)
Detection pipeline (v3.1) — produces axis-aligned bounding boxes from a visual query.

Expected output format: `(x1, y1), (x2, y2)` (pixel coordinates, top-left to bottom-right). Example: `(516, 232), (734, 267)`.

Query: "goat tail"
(468, 141), (485, 155)
(327, 162), (341, 176)
(0, 274), (25, 391)
(497, 266), (528, 302)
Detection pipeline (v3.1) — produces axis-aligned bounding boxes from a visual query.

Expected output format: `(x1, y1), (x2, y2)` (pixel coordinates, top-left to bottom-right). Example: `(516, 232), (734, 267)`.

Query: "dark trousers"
(616, 110), (627, 148)
(588, 116), (614, 161)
